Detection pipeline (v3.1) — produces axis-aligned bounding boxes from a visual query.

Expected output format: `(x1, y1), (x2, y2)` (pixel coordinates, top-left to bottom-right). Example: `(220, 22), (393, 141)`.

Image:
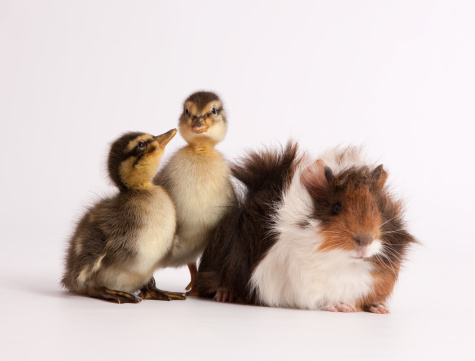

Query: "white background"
(1, 0), (474, 360)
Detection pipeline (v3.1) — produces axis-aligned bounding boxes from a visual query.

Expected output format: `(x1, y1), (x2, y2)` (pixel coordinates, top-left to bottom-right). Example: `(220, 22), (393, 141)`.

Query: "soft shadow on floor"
(0, 267), (67, 299)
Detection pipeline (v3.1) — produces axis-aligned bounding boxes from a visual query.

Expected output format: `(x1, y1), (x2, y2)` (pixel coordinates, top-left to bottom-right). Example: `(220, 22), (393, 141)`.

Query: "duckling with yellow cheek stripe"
(154, 91), (237, 293)
(61, 129), (186, 303)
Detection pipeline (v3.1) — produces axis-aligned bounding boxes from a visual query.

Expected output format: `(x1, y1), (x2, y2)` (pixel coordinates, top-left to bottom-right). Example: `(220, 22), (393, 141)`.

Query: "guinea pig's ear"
(301, 159), (333, 189)
(371, 164), (388, 190)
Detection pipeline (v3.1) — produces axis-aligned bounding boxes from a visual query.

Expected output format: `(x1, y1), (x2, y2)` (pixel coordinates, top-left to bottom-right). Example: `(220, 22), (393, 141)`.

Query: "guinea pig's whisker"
(384, 257), (399, 275)
(377, 254), (397, 277)
(381, 259), (397, 278)
(387, 250), (403, 262)
(380, 249), (397, 262)
(383, 247), (403, 263)
(381, 229), (405, 235)
(384, 243), (402, 255)
(380, 216), (399, 229)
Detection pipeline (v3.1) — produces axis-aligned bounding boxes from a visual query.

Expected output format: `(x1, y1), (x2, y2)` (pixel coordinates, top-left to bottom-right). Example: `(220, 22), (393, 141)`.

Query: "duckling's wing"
(94, 197), (142, 263)
(61, 202), (111, 292)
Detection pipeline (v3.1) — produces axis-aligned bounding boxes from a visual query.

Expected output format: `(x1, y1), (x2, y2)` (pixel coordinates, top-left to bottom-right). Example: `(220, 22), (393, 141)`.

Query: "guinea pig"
(194, 143), (416, 313)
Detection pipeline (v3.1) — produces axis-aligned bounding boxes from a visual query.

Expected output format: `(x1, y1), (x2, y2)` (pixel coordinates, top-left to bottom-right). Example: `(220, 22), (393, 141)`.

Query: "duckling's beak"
(155, 128), (177, 149)
(191, 119), (209, 133)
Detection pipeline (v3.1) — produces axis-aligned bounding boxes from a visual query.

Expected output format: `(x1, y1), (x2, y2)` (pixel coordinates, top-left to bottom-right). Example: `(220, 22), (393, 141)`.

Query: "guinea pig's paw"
(215, 288), (235, 303)
(325, 303), (357, 313)
(368, 304), (390, 314)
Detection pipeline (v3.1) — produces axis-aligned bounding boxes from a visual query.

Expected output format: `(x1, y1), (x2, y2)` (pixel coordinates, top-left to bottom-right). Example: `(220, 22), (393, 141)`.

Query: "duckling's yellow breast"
(167, 147), (235, 224)
(157, 146), (236, 265)
(130, 187), (177, 275)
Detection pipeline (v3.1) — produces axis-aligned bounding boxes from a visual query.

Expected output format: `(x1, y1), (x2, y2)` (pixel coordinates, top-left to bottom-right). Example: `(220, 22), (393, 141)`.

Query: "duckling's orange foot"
(162, 290), (187, 300)
(215, 289), (235, 303)
(368, 304), (390, 314)
(325, 303), (357, 313)
(139, 288), (186, 301)
(185, 263), (197, 295)
(86, 286), (141, 304)
(139, 279), (186, 301)
(185, 282), (198, 296)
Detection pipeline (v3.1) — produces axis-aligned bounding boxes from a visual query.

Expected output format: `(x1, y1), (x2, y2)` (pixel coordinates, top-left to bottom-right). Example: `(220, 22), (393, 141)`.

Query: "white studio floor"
(1, 226), (474, 361)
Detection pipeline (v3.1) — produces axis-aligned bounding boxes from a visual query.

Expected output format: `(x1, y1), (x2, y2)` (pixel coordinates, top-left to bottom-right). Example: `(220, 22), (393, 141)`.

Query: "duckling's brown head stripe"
(108, 132), (147, 190)
(186, 108), (222, 121)
(128, 138), (155, 157)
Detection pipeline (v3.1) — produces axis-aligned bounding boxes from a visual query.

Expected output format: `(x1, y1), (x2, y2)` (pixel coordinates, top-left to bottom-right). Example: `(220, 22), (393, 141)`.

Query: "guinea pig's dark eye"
(331, 202), (341, 216)
(211, 107), (217, 115)
(185, 108), (189, 115)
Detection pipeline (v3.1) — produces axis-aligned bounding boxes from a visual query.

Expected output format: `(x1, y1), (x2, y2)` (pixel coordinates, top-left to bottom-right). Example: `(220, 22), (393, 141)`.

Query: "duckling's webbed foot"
(86, 286), (141, 304)
(185, 263), (198, 296)
(139, 278), (186, 301)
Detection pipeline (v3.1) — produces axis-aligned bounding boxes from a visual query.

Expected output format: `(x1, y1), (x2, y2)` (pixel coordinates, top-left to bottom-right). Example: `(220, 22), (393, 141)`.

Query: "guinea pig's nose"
(354, 234), (373, 247)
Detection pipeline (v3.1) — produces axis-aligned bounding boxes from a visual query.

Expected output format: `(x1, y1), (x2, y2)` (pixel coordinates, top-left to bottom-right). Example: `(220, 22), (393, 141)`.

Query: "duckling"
(154, 91), (237, 292)
(61, 129), (186, 303)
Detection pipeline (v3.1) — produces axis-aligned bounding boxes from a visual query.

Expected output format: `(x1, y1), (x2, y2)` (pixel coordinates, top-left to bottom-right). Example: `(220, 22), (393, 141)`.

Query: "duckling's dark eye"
(331, 202), (341, 215)
(138, 141), (146, 148)
(185, 108), (189, 115)
(211, 107), (217, 115)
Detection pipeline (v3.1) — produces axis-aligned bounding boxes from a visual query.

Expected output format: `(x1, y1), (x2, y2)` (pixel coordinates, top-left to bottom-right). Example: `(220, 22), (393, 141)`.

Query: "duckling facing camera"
(61, 129), (186, 303)
(154, 91), (237, 293)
